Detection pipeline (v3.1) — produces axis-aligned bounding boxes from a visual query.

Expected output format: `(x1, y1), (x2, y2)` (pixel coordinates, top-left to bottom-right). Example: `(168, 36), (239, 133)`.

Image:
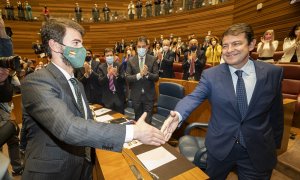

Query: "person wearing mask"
(21, 18), (165, 180)
(205, 36), (222, 66)
(161, 23), (284, 180)
(257, 30), (278, 63)
(157, 39), (175, 78)
(182, 38), (206, 81)
(74, 49), (102, 105)
(280, 23), (300, 62)
(121, 46), (132, 72)
(126, 36), (159, 123)
(98, 48), (125, 114)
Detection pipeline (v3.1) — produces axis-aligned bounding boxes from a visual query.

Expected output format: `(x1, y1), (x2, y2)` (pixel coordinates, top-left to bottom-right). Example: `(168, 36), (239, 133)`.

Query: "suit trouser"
(133, 95), (154, 123)
(206, 143), (272, 180)
(103, 93), (125, 114)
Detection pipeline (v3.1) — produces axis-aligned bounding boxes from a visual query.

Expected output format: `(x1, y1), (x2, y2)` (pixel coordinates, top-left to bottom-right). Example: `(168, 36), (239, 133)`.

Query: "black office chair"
(151, 82), (185, 129)
(178, 122), (208, 170)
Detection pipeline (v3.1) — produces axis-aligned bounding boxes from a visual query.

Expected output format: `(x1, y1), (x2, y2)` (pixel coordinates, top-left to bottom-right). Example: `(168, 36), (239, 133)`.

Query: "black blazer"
(182, 49), (206, 81)
(125, 54), (159, 102)
(98, 62), (125, 105)
(74, 60), (102, 104)
(158, 50), (175, 78)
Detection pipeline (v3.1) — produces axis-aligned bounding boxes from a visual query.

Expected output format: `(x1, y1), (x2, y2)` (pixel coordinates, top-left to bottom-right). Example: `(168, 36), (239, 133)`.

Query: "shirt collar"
(228, 59), (255, 77)
(52, 62), (74, 80)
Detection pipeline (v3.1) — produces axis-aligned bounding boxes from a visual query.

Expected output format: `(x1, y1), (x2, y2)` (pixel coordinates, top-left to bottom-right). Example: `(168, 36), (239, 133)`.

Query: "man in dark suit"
(98, 48), (125, 114)
(74, 3), (82, 23)
(74, 49), (102, 105)
(126, 36), (159, 123)
(161, 23), (284, 179)
(182, 38), (206, 81)
(157, 39), (175, 78)
(21, 18), (166, 180)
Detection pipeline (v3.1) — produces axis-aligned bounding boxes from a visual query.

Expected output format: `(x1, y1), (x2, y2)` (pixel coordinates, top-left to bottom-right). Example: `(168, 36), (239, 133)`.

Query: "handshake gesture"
(133, 111), (179, 146)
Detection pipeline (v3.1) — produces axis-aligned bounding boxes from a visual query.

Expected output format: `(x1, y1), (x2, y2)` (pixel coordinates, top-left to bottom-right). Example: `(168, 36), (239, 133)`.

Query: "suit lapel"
(220, 64), (240, 116)
(246, 61), (266, 116)
(46, 63), (84, 118)
(132, 56), (140, 73)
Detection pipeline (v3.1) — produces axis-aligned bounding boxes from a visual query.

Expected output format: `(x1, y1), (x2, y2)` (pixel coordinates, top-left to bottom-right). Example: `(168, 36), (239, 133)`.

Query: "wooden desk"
(93, 110), (209, 180)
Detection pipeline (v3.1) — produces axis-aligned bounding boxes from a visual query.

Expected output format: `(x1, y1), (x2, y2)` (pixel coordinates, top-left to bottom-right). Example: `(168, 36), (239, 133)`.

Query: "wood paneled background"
(1, 0), (299, 58)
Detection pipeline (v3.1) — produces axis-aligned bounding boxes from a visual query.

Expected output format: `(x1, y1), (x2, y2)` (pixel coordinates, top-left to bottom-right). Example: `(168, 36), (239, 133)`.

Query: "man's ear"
(249, 39), (256, 52)
(49, 39), (62, 53)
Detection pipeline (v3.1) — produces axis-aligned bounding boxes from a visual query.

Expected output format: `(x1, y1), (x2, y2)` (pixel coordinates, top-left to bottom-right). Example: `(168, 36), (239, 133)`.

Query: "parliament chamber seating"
(250, 51), (284, 61)
(173, 62), (184, 79)
(275, 63), (300, 128)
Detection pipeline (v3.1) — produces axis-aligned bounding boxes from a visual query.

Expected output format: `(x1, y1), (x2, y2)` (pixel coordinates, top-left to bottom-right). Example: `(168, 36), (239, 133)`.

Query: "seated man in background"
(156, 39), (175, 78)
(21, 18), (166, 180)
(182, 38), (206, 81)
(75, 49), (102, 105)
(98, 48), (125, 114)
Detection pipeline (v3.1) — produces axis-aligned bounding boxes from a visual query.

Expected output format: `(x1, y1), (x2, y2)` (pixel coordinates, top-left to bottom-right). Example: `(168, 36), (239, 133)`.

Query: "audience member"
(145, 0), (153, 18)
(43, 6), (50, 21)
(281, 23), (300, 62)
(24, 1), (32, 21)
(17, 1), (25, 20)
(98, 48), (125, 114)
(74, 49), (103, 105)
(205, 36), (222, 65)
(92, 4), (100, 22)
(257, 30), (278, 62)
(161, 23), (284, 180)
(21, 18), (165, 180)
(74, 3), (82, 23)
(154, 0), (161, 16)
(128, 1), (135, 20)
(125, 36), (159, 123)
(157, 39), (175, 78)
(121, 46), (133, 72)
(34, 61), (44, 71)
(103, 3), (111, 22)
(5, 0), (14, 20)
(182, 38), (206, 81)
(136, 0), (143, 19)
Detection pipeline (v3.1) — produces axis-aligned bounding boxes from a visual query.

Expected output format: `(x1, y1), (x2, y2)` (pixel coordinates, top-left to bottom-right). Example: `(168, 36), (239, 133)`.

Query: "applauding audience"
(257, 30), (278, 62)
(281, 23), (300, 62)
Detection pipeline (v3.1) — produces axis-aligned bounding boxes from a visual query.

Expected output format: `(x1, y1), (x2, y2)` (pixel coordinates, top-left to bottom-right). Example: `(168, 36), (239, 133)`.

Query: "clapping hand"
(160, 111), (179, 141)
(133, 113), (166, 146)
(111, 66), (118, 76)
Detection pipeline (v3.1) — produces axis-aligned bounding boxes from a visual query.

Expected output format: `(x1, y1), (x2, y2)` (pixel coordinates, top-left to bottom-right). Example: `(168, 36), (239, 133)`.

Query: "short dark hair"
(287, 23), (300, 40)
(137, 36), (148, 45)
(86, 49), (93, 55)
(222, 23), (254, 45)
(104, 48), (114, 55)
(41, 18), (85, 58)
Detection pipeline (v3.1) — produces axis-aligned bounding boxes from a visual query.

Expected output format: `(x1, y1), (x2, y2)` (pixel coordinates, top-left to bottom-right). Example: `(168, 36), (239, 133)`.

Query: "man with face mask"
(74, 49), (102, 105)
(156, 39), (175, 78)
(182, 38), (206, 81)
(21, 19), (166, 180)
(126, 36), (159, 123)
(98, 48), (125, 114)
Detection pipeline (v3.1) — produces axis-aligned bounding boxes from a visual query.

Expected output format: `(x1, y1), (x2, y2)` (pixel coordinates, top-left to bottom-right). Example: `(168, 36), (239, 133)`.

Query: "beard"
(61, 54), (72, 67)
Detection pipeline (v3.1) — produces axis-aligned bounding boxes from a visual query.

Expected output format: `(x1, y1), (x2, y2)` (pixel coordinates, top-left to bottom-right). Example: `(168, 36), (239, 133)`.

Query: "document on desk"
(136, 146), (177, 171)
(95, 114), (114, 123)
(94, 108), (111, 116)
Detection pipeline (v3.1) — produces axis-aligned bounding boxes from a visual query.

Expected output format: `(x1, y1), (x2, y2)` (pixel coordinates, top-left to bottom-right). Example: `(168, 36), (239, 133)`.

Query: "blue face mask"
(106, 56), (114, 64)
(62, 45), (86, 68)
(137, 48), (147, 57)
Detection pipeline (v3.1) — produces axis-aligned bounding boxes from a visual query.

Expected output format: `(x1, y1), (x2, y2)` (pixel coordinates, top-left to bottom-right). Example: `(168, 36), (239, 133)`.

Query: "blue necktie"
(235, 70), (248, 147)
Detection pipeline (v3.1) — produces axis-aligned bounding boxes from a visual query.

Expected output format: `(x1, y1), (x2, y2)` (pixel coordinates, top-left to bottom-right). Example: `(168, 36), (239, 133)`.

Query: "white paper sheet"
(136, 146), (177, 171)
(94, 108), (111, 116)
(95, 114), (114, 123)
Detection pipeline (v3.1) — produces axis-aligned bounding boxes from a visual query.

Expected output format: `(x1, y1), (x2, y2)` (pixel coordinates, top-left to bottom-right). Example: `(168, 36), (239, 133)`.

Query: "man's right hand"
(133, 113), (166, 146)
(161, 111), (179, 141)
(0, 67), (9, 85)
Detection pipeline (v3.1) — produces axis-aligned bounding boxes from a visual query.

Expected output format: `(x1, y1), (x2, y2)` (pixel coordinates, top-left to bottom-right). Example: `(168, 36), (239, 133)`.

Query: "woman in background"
(281, 23), (300, 62)
(257, 29), (278, 63)
(205, 36), (222, 66)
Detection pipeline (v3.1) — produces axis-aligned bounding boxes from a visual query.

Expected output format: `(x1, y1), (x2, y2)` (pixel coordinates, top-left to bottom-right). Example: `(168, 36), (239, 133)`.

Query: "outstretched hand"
(133, 112), (166, 146)
(160, 111), (179, 141)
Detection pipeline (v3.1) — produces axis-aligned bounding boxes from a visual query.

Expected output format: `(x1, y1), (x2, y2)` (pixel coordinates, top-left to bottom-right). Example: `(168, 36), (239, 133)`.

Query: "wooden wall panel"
(233, 0), (300, 50)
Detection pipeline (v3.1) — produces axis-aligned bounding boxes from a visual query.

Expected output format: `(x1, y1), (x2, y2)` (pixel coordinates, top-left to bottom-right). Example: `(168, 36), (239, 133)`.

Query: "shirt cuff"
(175, 111), (183, 127)
(136, 73), (142, 80)
(125, 125), (134, 142)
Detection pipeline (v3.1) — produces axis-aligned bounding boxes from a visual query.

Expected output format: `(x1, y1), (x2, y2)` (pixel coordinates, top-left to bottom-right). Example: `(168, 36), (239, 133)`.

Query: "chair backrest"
(157, 82), (185, 117)
(173, 63), (184, 79)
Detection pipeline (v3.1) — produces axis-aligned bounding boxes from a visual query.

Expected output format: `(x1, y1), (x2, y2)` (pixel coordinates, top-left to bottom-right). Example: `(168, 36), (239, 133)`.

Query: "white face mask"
(163, 46), (169, 52)
(137, 48), (147, 57)
(106, 56), (114, 64)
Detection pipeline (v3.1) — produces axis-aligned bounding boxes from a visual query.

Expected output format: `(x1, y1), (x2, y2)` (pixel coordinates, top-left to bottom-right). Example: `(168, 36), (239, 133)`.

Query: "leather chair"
(178, 122), (208, 170)
(275, 63), (300, 127)
(173, 63), (184, 79)
(151, 82), (185, 129)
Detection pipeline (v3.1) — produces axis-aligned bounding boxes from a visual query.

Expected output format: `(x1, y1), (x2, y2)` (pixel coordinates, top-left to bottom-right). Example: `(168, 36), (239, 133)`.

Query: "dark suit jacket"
(74, 60), (102, 104)
(175, 60), (284, 172)
(125, 54), (159, 102)
(98, 62), (125, 106)
(182, 49), (206, 81)
(21, 63), (126, 180)
(158, 50), (175, 78)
